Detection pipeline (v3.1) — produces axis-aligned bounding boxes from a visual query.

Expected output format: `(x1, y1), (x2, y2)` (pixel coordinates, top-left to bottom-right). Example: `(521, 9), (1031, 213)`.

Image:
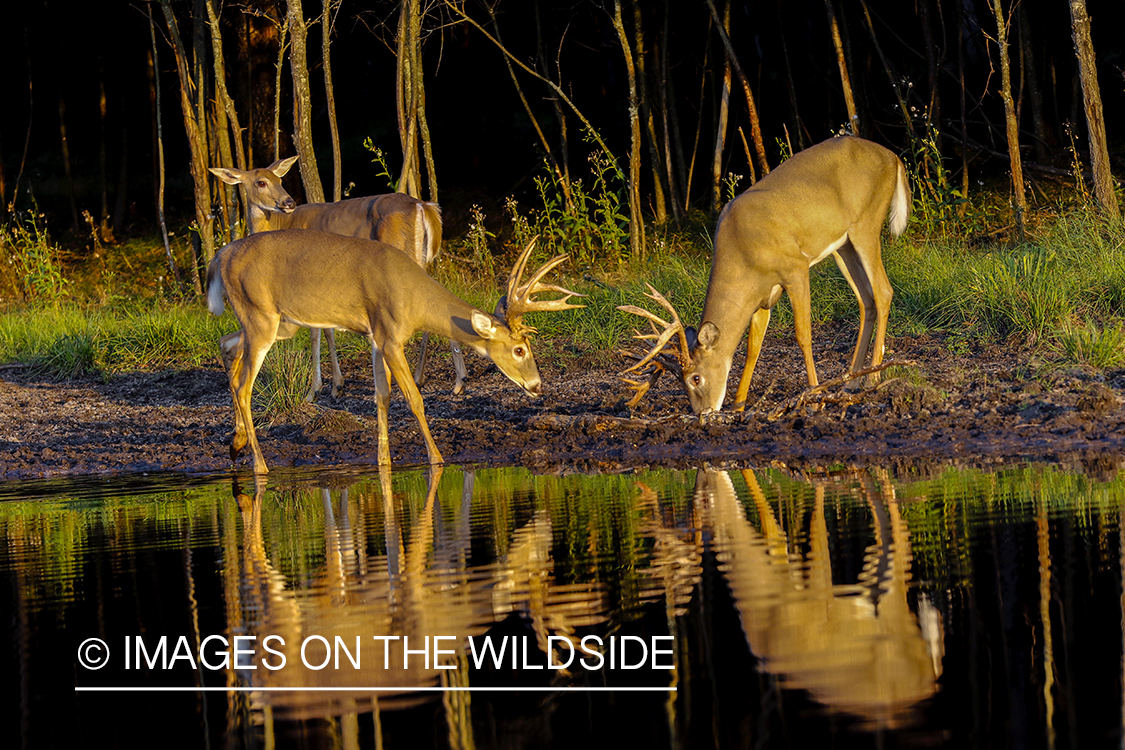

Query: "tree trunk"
(147, 13), (178, 286)
(824, 0), (858, 134)
(711, 1), (731, 212)
(273, 15), (288, 162)
(534, 0), (572, 206)
(632, 3), (667, 226)
(612, 0), (645, 259)
(919, 0), (942, 149)
(323, 0), (342, 202)
(656, 0), (684, 222)
(206, 0), (248, 239)
(684, 25), (710, 212)
(990, 0), (1027, 239)
(956, 0), (970, 216)
(778, 3), (807, 151)
(287, 0), (325, 204)
(161, 0), (214, 291)
(1017, 8), (1051, 164)
(396, 0), (419, 197)
(703, 0), (769, 177)
(1068, 0), (1119, 220)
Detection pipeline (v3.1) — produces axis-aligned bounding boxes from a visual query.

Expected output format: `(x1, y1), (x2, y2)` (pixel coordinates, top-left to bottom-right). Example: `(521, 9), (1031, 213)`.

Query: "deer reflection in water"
(694, 468), (943, 728)
(229, 466), (702, 731)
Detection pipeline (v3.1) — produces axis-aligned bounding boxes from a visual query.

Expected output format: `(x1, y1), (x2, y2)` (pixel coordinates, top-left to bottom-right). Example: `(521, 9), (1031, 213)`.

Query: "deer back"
(288, 194), (443, 268)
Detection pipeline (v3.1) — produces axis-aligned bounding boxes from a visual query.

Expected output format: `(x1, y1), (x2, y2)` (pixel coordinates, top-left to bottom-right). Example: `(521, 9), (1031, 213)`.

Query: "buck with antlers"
(620, 136), (910, 413)
(207, 234), (582, 474)
(209, 156), (468, 399)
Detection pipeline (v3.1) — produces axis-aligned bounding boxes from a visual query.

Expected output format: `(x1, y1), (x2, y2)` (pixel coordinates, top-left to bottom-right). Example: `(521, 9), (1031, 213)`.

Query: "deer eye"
(514, 346), (525, 357)
(691, 374), (702, 387)
(256, 180), (267, 188)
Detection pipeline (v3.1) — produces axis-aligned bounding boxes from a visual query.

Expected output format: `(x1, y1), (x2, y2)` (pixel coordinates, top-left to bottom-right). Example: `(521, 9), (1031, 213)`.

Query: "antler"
(502, 238), (585, 335)
(617, 284), (693, 406)
(618, 284), (693, 373)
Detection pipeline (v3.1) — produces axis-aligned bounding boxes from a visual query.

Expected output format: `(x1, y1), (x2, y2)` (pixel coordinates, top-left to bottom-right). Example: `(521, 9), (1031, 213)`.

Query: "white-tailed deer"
(209, 156), (468, 399)
(207, 233), (582, 474)
(620, 136), (910, 413)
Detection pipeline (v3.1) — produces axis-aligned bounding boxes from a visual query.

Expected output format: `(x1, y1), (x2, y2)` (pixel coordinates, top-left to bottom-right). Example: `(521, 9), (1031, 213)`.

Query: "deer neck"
(246, 204), (291, 234)
(699, 270), (771, 364)
(410, 278), (506, 353)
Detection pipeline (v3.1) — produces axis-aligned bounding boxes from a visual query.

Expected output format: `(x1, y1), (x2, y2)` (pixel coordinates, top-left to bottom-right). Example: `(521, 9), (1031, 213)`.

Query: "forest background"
(0, 0), (1123, 388)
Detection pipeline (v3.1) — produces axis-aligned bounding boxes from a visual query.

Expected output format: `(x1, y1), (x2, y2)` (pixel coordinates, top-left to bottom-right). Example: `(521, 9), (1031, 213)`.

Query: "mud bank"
(3, 329), (1124, 480)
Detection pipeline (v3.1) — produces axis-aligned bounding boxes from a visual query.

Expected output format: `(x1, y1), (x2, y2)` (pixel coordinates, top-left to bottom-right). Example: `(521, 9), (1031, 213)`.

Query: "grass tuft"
(1056, 320), (1125, 371)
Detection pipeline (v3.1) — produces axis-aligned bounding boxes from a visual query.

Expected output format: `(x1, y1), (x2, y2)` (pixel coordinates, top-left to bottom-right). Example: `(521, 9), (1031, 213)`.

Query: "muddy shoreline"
(3, 328), (1125, 481)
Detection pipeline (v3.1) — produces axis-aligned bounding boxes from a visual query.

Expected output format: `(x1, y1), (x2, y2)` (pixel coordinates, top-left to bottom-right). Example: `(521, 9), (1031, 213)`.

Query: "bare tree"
(704, 0), (769, 177)
(989, 0), (1027, 239)
(396, 0), (437, 201)
(632, 3), (667, 226)
(147, 10), (179, 287)
(710, 0), (731, 213)
(160, 0), (215, 291)
(1017, 8), (1051, 164)
(323, 0), (342, 202)
(824, 0), (858, 133)
(287, 0), (325, 204)
(1068, 0), (1119, 220)
(206, 0), (249, 240)
(612, 0), (645, 259)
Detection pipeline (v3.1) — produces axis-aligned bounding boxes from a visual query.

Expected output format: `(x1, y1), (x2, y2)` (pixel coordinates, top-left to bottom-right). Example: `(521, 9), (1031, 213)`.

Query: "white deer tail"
(417, 201), (443, 265)
(887, 160), (911, 237)
(206, 255), (225, 316)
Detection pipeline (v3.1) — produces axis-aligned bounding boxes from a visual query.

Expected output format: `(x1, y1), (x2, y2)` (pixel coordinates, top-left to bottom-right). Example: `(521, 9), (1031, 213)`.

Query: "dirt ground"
(3, 325), (1125, 481)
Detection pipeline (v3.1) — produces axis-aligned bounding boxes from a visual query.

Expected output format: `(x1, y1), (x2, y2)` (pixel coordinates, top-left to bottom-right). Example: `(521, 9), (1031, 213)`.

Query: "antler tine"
(504, 238), (586, 333)
(639, 284), (692, 361)
(506, 237), (539, 303)
(616, 283), (693, 381)
(619, 322), (685, 374)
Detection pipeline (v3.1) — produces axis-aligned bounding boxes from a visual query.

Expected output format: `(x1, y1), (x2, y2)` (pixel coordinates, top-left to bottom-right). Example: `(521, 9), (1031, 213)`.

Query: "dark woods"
(0, 0), (1120, 283)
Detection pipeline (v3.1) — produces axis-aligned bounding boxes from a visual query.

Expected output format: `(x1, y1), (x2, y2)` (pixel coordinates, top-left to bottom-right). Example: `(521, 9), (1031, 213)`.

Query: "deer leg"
(733, 308), (771, 412)
(231, 334), (275, 474)
(834, 241), (884, 388)
(325, 329), (344, 398)
(867, 250), (894, 384)
(384, 346), (444, 466)
(413, 332), (431, 387)
(787, 277), (819, 388)
(451, 341), (467, 395)
(305, 328), (324, 403)
(219, 330), (247, 443)
(371, 342), (393, 466)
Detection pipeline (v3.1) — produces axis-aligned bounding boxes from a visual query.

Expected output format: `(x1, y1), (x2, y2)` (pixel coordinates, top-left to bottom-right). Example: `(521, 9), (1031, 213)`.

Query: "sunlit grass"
(2, 204), (1124, 383)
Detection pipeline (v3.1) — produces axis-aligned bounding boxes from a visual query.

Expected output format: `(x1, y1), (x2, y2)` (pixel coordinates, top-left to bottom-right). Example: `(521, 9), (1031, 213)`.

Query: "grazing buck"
(207, 233), (582, 474)
(620, 136), (910, 413)
(209, 157), (468, 399)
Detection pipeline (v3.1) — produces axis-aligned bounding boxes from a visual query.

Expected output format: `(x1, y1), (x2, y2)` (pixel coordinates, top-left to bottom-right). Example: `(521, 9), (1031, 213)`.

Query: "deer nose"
(525, 379), (542, 398)
(281, 198), (296, 211)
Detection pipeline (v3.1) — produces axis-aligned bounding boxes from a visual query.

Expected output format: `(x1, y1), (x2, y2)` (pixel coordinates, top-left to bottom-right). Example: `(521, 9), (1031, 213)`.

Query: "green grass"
(3, 201), (1124, 393)
(0, 303), (236, 378)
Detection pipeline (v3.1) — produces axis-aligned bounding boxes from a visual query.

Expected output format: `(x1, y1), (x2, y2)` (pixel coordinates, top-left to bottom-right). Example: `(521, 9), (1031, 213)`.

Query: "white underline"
(76, 686), (675, 693)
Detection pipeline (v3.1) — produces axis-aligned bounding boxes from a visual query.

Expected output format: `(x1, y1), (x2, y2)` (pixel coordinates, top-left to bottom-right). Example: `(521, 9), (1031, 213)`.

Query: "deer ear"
(493, 294), (509, 319)
(471, 310), (499, 340)
(696, 322), (721, 351)
(209, 167), (241, 185)
(270, 155), (299, 177)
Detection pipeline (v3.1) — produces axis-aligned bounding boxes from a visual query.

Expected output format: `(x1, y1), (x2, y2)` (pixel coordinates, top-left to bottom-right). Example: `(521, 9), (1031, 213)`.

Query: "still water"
(2, 462), (1124, 749)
